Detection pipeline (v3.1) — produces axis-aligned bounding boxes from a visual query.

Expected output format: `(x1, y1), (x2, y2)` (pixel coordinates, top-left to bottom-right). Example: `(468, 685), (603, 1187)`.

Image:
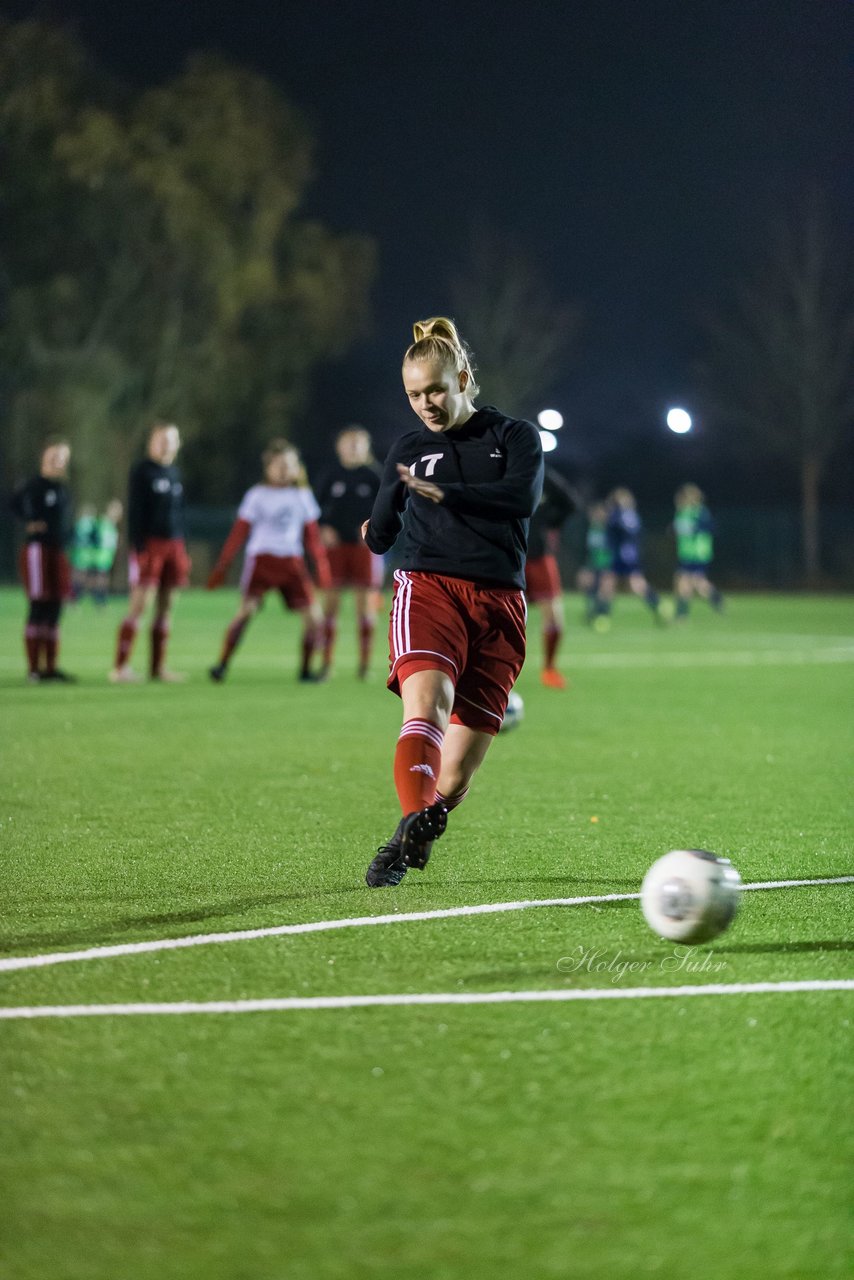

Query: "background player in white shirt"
(207, 440), (331, 682)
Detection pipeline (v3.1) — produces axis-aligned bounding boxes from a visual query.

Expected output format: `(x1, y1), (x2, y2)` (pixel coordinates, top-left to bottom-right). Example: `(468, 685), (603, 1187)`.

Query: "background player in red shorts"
(110, 422), (190, 683)
(11, 438), (76, 682)
(525, 466), (577, 690)
(316, 425), (383, 679)
(362, 317), (543, 887)
(207, 440), (331, 682)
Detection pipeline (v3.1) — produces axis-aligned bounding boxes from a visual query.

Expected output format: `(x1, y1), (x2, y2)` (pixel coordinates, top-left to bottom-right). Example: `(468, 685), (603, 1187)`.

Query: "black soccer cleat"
(42, 669), (77, 683)
(209, 664), (227, 683)
(400, 802), (448, 870)
(365, 819), (408, 888)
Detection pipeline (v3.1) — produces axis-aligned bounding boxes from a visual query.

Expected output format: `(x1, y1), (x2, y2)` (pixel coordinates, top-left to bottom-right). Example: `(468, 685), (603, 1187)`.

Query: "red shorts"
(388, 570), (527, 735)
(130, 538), (191, 590)
(525, 554), (562, 602)
(19, 544), (72, 602)
(241, 554), (314, 610)
(328, 542), (384, 590)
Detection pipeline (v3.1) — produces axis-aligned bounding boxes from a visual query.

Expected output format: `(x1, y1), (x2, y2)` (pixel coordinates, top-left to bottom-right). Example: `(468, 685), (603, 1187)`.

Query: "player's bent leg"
(366, 669), (454, 887)
(111, 584), (154, 681)
(631, 571), (664, 623)
(540, 596), (567, 688)
(41, 600), (76, 681)
(354, 587), (376, 679)
(211, 596), (260, 681)
(674, 572), (692, 619)
(321, 588), (340, 676)
(150, 585), (185, 681)
(298, 601), (325, 682)
(438, 723), (493, 802)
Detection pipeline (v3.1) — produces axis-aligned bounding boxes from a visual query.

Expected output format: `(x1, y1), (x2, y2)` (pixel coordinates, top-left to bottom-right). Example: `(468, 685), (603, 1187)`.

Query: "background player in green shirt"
(578, 501), (614, 625)
(91, 499), (123, 605)
(70, 504), (97, 600)
(672, 483), (724, 618)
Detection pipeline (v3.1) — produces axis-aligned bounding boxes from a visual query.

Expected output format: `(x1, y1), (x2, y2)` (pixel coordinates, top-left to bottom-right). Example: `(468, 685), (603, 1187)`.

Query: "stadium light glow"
(537, 409), (564, 431)
(666, 407), (693, 434)
(539, 429), (558, 453)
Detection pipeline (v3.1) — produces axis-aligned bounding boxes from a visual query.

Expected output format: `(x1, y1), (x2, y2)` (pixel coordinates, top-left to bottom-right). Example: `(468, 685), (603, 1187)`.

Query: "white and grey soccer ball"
(641, 849), (741, 944)
(499, 690), (525, 733)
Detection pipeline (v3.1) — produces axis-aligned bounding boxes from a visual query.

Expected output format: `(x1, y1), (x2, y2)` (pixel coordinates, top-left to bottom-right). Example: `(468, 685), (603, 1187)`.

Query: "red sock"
(301, 622), (320, 677)
(544, 624), (562, 669)
(394, 719), (444, 815)
(436, 786), (469, 811)
(322, 616), (337, 667)
(150, 618), (169, 677)
(358, 615), (375, 674)
(24, 624), (40, 675)
(219, 616), (250, 667)
(116, 617), (138, 668)
(44, 626), (59, 674)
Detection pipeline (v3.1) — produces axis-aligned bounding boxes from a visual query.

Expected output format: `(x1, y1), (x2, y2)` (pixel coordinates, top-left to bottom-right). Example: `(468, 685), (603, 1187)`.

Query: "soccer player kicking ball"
(207, 440), (331, 682)
(11, 438), (76, 682)
(362, 317), (543, 887)
(110, 422), (191, 683)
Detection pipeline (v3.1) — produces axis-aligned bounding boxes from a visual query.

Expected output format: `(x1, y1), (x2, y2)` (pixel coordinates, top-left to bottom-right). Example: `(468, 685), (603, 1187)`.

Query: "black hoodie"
(365, 406), (543, 589)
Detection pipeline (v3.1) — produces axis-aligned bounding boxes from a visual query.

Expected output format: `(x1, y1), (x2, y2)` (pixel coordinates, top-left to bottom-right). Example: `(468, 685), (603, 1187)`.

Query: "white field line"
(567, 647), (854, 670)
(1, 979), (852, 1020)
(1, 877), (851, 975)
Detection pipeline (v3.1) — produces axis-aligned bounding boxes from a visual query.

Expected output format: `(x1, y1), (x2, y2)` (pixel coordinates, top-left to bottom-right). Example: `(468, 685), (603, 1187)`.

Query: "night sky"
(5, 0), (853, 500)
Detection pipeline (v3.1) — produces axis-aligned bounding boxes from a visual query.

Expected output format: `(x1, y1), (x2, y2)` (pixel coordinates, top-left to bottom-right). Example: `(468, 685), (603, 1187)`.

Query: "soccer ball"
(640, 849), (741, 944)
(499, 690), (524, 733)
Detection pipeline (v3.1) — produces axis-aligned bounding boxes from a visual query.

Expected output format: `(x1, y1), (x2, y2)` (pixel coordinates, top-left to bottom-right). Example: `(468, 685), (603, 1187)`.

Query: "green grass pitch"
(1, 587), (852, 1279)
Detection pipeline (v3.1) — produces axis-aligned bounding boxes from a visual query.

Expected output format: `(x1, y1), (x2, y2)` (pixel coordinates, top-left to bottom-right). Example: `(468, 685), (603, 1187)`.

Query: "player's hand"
(25, 521), (47, 535)
(360, 519), (371, 542)
(207, 567), (226, 590)
(396, 463), (444, 504)
(319, 524), (339, 549)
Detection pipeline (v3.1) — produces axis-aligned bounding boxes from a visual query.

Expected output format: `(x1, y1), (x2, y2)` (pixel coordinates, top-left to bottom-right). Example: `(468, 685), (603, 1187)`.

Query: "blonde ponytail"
(404, 316), (480, 397)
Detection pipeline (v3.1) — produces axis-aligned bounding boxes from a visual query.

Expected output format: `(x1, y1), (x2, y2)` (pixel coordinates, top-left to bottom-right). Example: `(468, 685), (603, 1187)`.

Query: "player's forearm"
(214, 518), (251, 573)
(441, 463), (544, 521)
(364, 479), (405, 554)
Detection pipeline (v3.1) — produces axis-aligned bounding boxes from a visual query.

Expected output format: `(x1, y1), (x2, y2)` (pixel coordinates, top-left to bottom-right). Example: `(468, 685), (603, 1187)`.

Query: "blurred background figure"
(70, 503), (97, 601)
(110, 423), (190, 683)
(578, 501), (614, 626)
(595, 487), (665, 626)
(672, 483), (724, 619)
(316, 426), (383, 679)
(10, 438), (76, 682)
(207, 439), (331, 683)
(525, 466), (577, 688)
(91, 499), (123, 606)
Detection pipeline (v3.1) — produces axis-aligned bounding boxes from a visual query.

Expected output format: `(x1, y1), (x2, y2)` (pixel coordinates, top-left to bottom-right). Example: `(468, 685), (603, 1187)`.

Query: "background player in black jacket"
(362, 317), (543, 887)
(110, 423), (191, 682)
(10, 439), (76, 682)
(526, 466), (577, 689)
(316, 425), (383, 678)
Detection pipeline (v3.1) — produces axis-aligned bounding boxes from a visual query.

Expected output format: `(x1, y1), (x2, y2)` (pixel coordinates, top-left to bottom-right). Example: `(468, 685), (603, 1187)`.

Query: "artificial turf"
(1, 588), (852, 1279)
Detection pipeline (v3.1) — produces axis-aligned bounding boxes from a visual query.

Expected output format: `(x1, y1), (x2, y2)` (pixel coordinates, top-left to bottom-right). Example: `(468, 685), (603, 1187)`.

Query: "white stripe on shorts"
(27, 544), (43, 599)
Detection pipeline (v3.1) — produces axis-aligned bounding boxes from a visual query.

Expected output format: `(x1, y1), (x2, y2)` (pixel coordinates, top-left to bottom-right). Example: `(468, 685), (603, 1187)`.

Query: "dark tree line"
(698, 191), (853, 582)
(0, 21), (375, 507)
